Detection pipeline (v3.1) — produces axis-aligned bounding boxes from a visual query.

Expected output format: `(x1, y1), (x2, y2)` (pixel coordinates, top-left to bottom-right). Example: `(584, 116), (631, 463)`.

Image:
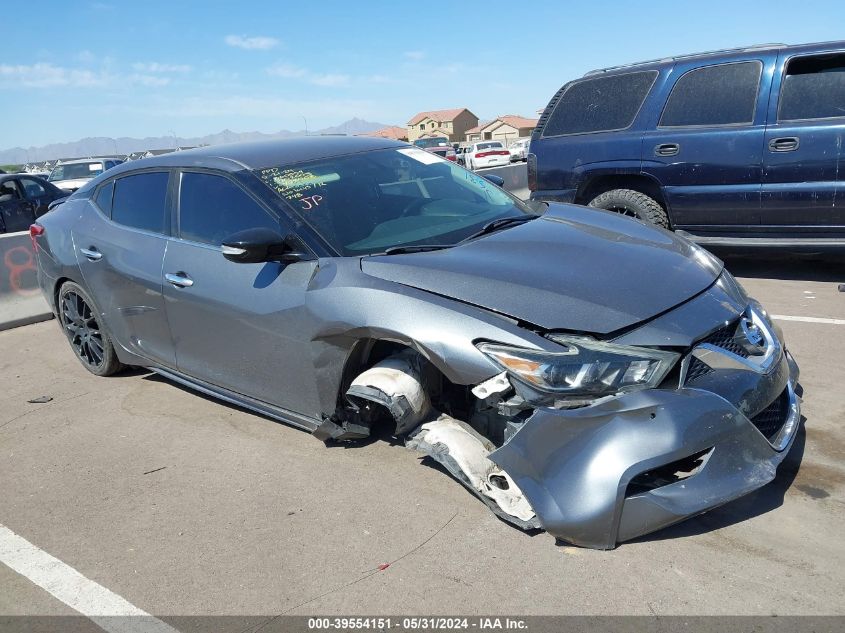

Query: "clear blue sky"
(1, 0), (843, 149)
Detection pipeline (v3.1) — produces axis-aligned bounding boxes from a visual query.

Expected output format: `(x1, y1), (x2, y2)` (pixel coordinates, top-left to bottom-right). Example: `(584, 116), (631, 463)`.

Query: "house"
(360, 126), (408, 141)
(406, 108), (479, 143)
(464, 115), (539, 143)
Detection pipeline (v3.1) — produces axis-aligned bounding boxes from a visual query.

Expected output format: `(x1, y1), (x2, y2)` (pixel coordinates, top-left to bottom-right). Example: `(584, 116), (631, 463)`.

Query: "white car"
(464, 141), (511, 170)
(48, 157), (124, 193)
(509, 138), (530, 162)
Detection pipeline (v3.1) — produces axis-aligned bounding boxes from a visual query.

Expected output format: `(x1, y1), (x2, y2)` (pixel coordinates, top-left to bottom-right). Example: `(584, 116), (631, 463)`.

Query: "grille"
(700, 321), (750, 358)
(685, 356), (714, 383)
(750, 388), (790, 440)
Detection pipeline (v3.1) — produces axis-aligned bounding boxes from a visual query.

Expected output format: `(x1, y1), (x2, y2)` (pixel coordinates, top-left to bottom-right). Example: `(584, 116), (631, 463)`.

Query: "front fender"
(304, 258), (558, 415)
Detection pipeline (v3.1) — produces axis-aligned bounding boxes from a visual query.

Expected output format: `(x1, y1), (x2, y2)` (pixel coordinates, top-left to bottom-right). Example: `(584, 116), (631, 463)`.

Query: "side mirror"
(482, 174), (505, 188)
(221, 228), (311, 264)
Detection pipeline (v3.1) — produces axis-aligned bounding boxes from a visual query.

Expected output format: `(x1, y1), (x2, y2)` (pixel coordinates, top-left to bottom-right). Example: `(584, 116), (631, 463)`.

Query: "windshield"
(413, 137), (450, 149)
(49, 162), (103, 181)
(476, 142), (504, 151)
(256, 147), (533, 256)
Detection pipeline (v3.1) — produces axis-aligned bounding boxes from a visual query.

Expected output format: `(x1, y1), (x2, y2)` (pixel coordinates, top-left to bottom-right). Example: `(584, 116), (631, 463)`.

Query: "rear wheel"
(58, 281), (122, 376)
(588, 189), (670, 228)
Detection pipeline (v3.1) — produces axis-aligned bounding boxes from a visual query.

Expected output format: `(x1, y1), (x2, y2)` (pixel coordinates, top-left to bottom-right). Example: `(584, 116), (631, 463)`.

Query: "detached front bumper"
(489, 350), (800, 549)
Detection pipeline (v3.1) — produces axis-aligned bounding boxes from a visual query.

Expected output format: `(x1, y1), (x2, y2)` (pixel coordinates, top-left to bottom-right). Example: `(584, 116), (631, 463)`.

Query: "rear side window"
(94, 180), (114, 214)
(178, 172), (278, 246)
(111, 172), (169, 234)
(659, 61), (762, 127)
(779, 53), (845, 121)
(542, 70), (657, 136)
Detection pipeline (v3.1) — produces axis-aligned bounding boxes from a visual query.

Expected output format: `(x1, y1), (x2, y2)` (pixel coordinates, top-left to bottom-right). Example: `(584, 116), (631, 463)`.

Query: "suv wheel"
(588, 189), (670, 228)
(58, 281), (123, 376)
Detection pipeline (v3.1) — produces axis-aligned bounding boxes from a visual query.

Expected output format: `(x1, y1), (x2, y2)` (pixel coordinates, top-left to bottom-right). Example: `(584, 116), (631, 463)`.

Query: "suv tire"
(588, 189), (670, 228)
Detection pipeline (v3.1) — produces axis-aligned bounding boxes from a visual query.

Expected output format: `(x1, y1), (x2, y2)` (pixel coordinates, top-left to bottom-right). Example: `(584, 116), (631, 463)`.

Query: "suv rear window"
(778, 53), (845, 121)
(542, 70), (657, 136)
(659, 61), (762, 127)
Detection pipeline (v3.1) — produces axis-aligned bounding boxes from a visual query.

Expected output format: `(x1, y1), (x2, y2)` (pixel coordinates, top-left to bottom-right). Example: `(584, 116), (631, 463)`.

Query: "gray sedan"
(32, 137), (801, 549)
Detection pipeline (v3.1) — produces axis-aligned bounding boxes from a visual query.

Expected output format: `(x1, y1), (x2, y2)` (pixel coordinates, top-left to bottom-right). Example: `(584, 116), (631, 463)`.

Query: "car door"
(761, 48), (845, 227)
(161, 169), (321, 418)
(18, 177), (55, 217)
(641, 55), (773, 228)
(72, 171), (177, 367)
(0, 179), (36, 232)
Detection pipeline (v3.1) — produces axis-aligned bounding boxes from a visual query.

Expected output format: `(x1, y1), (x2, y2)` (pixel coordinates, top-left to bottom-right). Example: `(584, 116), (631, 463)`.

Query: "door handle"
(165, 272), (194, 288)
(79, 247), (102, 261)
(654, 143), (680, 157)
(768, 137), (800, 152)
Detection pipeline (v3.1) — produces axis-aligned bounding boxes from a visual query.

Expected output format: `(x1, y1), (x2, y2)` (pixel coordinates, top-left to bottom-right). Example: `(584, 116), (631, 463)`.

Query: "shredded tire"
(588, 188), (670, 228)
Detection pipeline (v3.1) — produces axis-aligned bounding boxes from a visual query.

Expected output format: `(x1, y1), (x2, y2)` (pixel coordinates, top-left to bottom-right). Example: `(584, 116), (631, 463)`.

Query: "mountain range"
(0, 118), (390, 165)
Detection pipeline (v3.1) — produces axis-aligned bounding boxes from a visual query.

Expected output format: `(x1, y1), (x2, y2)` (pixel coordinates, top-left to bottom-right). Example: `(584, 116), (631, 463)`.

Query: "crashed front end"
(331, 272), (800, 550)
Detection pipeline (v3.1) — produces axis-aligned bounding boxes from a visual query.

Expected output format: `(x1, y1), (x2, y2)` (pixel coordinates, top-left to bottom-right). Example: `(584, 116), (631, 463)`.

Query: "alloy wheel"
(60, 290), (105, 369)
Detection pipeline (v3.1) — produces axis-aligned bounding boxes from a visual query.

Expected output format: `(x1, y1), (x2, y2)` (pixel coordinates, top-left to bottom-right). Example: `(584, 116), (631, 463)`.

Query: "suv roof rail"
(584, 43), (787, 76)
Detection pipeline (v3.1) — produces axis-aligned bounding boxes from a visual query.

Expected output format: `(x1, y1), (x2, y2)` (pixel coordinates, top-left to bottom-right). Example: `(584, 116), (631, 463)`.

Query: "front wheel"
(588, 189), (669, 228)
(58, 281), (123, 376)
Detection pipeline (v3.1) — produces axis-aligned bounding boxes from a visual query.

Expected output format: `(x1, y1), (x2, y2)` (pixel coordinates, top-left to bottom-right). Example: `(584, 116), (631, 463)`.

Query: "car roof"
(56, 158), (114, 165)
(584, 40), (845, 76)
(107, 136), (411, 176)
(0, 174), (45, 182)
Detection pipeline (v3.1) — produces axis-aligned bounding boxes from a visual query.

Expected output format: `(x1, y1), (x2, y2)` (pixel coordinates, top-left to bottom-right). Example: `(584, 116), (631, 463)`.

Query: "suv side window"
(778, 53), (845, 121)
(178, 172), (279, 246)
(659, 61), (762, 127)
(542, 70), (657, 136)
(111, 172), (169, 234)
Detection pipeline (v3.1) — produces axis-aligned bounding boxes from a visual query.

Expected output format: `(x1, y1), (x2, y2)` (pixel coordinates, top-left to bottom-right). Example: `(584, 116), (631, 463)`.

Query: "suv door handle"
(165, 272), (194, 288)
(79, 247), (102, 261)
(654, 143), (680, 157)
(768, 137), (800, 152)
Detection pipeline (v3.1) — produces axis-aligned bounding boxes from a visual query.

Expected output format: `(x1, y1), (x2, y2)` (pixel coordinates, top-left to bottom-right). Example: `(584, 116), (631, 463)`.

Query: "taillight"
(477, 150), (509, 158)
(527, 153), (537, 192)
(30, 223), (44, 249)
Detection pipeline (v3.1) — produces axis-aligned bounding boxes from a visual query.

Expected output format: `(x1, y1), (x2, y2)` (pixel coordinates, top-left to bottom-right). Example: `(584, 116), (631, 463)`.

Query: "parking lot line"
(772, 314), (845, 325)
(0, 523), (178, 633)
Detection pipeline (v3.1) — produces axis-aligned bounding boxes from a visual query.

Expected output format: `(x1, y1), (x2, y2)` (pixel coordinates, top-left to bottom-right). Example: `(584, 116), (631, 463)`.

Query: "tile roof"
(407, 108), (471, 125)
(362, 126), (408, 141)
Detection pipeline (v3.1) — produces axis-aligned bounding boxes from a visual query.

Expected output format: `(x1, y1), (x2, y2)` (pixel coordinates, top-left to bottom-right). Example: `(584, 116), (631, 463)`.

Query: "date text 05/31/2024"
(308, 617), (529, 630)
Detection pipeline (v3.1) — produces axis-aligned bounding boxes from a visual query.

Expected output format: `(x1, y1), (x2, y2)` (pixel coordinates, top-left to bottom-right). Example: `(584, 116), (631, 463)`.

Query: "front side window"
(659, 61), (762, 127)
(256, 147), (533, 256)
(179, 172), (279, 245)
(111, 172), (169, 234)
(542, 70), (657, 136)
(779, 53), (845, 121)
(19, 178), (46, 199)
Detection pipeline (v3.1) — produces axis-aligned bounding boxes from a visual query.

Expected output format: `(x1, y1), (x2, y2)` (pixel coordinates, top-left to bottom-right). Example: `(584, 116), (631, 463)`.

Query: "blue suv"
(529, 41), (845, 247)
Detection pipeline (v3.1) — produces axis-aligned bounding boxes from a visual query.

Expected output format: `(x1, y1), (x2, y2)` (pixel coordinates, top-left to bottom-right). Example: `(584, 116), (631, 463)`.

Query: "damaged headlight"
(477, 338), (679, 398)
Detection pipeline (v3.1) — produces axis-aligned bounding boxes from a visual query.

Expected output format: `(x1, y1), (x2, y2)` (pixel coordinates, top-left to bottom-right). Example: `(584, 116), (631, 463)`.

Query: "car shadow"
(626, 417), (807, 545)
(715, 251), (845, 282)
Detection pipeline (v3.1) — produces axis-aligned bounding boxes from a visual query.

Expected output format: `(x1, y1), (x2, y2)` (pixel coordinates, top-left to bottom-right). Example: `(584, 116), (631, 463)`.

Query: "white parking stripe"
(0, 523), (179, 633)
(772, 314), (845, 325)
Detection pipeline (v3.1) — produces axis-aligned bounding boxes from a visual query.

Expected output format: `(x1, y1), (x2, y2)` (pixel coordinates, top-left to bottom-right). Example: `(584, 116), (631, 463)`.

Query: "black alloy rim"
(61, 290), (105, 368)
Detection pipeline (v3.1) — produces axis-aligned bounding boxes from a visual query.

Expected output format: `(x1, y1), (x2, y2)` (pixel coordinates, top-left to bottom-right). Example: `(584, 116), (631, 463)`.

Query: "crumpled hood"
(361, 203), (722, 334)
